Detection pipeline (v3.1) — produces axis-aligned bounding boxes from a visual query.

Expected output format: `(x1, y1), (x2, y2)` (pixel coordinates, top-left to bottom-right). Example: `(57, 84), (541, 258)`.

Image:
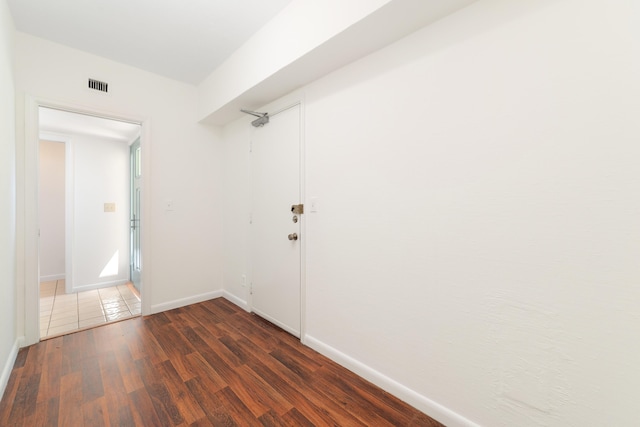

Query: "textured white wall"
(14, 33), (224, 319)
(0, 0), (16, 401)
(305, 0), (640, 425)
(198, 0), (479, 125)
(223, 0), (640, 425)
(198, 0), (390, 121)
(38, 140), (65, 280)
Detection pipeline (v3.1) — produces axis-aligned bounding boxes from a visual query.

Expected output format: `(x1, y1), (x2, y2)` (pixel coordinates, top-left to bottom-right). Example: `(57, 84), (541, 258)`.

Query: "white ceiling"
(7, 0), (293, 85)
(39, 107), (141, 143)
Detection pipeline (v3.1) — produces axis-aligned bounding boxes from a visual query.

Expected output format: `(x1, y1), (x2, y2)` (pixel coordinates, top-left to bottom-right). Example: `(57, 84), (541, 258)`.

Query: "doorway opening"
(37, 106), (143, 339)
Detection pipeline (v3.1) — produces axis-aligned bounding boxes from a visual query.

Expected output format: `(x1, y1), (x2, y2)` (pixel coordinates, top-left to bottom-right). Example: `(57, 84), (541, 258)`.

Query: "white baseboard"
(222, 291), (250, 312)
(303, 335), (480, 427)
(212, 296), (477, 426)
(150, 290), (224, 314)
(39, 274), (65, 282)
(0, 339), (20, 402)
(71, 279), (129, 293)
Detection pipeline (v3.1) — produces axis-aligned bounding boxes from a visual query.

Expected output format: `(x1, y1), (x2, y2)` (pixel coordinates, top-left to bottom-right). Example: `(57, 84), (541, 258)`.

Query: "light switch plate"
(310, 197), (319, 213)
(104, 202), (116, 212)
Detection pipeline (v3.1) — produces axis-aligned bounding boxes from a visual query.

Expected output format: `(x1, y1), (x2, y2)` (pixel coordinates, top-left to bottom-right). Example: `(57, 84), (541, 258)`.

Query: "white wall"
(0, 0), (17, 400)
(198, 0), (390, 122)
(198, 0), (477, 125)
(220, 118), (251, 308)
(38, 140), (65, 281)
(222, 0), (640, 425)
(71, 136), (130, 290)
(14, 33), (224, 324)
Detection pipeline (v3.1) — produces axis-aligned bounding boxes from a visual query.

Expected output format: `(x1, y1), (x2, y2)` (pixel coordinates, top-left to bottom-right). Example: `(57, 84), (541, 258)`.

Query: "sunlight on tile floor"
(40, 280), (141, 339)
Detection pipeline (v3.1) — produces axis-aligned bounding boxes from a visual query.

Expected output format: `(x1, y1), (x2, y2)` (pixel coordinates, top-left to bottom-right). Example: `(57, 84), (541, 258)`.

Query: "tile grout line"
(99, 288), (108, 323)
(117, 285), (133, 318)
(44, 280), (56, 338)
(99, 288), (104, 321)
(41, 281), (141, 339)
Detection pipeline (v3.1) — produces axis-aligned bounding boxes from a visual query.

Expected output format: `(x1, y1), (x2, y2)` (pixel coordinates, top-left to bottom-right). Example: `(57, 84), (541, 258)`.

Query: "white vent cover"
(88, 78), (108, 93)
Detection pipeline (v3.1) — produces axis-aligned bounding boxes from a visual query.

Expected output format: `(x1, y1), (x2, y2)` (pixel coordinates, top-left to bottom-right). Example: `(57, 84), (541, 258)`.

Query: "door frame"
(247, 95), (306, 342)
(20, 95), (152, 345)
(129, 137), (142, 290)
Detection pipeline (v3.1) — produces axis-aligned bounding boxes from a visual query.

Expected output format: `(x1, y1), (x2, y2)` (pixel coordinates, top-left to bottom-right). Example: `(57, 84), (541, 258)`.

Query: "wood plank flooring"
(0, 298), (443, 426)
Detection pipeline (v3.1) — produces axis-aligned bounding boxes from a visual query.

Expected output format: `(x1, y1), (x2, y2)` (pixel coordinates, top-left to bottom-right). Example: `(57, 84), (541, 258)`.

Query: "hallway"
(40, 280), (141, 339)
(1, 298), (441, 426)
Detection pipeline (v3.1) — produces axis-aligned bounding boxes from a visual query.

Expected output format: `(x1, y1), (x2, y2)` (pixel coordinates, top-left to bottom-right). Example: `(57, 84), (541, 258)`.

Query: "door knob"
(288, 233), (298, 241)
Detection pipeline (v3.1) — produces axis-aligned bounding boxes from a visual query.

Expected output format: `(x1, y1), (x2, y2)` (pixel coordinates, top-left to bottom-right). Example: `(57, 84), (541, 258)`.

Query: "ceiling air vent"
(88, 78), (108, 93)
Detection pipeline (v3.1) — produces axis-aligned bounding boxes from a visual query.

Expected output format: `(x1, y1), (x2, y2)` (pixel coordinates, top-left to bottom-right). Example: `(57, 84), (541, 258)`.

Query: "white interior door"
(251, 103), (301, 337)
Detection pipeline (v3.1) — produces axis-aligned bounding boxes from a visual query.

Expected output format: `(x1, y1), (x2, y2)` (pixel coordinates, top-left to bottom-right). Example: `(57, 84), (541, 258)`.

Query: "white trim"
(72, 279), (129, 293)
(39, 130), (70, 143)
(222, 291), (250, 312)
(220, 292), (479, 426)
(303, 335), (481, 427)
(64, 136), (74, 293)
(298, 93), (307, 342)
(0, 339), (20, 402)
(23, 95), (150, 345)
(149, 290), (224, 314)
(39, 274), (65, 282)
(24, 96), (40, 346)
(139, 121), (152, 316)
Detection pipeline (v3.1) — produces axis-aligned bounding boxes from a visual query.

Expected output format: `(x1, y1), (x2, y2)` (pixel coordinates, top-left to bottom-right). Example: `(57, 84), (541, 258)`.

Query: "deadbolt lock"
(292, 215), (298, 223)
(291, 204), (304, 214)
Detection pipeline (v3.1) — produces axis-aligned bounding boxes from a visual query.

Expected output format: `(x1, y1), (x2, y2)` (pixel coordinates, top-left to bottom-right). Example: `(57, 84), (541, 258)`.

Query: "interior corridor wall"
(0, 0), (17, 401)
(222, 0), (640, 425)
(38, 140), (65, 281)
(14, 33), (224, 321)
(71, 135), (130, 290)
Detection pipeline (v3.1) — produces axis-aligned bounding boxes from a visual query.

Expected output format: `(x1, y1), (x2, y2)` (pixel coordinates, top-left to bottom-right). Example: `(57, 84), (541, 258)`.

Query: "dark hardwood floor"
(0, 297), (443, 426)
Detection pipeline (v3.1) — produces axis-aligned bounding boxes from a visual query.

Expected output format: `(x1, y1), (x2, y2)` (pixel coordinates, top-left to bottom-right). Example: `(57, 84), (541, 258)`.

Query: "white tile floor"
(40, 280), (141, 339)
